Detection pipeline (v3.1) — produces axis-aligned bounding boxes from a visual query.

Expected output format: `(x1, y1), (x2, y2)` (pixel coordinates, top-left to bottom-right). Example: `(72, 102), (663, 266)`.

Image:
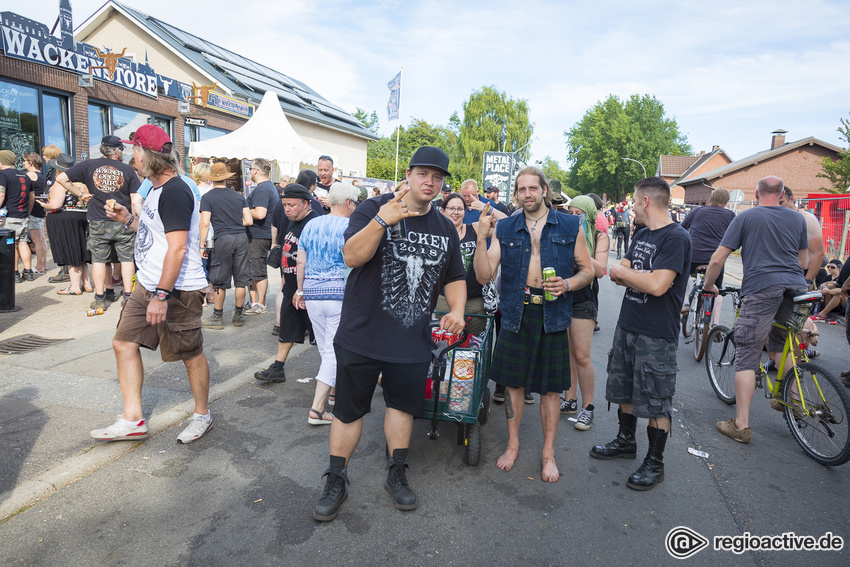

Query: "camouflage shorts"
(605, 325), (678, 419)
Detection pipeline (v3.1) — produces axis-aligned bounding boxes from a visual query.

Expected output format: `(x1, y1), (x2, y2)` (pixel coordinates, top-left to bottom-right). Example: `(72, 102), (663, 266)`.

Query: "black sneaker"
(254, 363), (286, 383)
(385, 458), (417, 510)
(271, 325), (280, 336)
(104, 292), (118, 303)
(766, 359), (777, 373)
(524, 392), (534, 404)
(14, 271), (23, 284)
(49, 268), (70, 283)
(313, 468), (349, 522)
(21, 269), (35, 281)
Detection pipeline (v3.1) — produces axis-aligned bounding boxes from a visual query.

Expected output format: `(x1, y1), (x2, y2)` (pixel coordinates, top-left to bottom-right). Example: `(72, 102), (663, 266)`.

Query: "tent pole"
(393, 68), (402, 183)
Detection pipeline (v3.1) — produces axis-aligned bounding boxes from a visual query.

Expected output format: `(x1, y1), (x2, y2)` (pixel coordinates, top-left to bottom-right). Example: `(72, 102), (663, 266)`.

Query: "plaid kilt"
(491, 302), (571, 394)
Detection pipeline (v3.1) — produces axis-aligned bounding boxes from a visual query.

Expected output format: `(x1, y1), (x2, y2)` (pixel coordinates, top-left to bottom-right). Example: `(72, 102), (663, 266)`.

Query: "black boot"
(385, 448), (417, 510)
(589, 408), (637, 459)
(313, 455), (349, 521)
(627, 425), (668, 491)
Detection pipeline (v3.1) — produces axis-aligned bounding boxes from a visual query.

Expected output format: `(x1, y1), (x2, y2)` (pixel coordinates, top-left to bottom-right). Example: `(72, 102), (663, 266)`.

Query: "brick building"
(656, 146), (732, 205)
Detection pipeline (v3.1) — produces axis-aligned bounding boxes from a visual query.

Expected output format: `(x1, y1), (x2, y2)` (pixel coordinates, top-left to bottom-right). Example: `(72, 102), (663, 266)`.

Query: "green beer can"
(543, 266), (557, 301)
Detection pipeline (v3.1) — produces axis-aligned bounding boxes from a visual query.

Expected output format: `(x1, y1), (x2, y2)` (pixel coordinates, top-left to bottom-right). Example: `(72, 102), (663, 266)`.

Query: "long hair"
(296, 169), (318, 190)
(137, 147), (179, 178)
(511, 166), (551, 208)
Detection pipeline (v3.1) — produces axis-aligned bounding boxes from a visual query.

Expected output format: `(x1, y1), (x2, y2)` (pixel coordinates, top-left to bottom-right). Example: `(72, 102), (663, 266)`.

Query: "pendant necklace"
(526, 210), (548, 232)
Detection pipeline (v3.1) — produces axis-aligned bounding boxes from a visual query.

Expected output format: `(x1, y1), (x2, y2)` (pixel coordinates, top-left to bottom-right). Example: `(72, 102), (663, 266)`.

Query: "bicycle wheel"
(681, 297), (697, 338)
(781, 362), (850, 466)
(693, 296), (710, 362)
(705, 325), (736, 404)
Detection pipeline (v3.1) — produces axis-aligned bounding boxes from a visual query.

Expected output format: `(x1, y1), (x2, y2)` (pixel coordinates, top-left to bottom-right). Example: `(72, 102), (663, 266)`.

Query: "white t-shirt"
(135, 176), (207, 292)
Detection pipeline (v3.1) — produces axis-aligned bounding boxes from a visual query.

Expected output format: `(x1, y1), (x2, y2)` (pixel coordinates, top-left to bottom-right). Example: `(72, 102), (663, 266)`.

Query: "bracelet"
(295, 291), (303, 296)
(564, 280), (570, 293)
(123, 213), (135, 229)
(374, 214), (390, 229)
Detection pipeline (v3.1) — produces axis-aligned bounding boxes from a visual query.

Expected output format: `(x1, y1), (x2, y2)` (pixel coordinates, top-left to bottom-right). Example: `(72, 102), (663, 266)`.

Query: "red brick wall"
(1, 52), (245, 161)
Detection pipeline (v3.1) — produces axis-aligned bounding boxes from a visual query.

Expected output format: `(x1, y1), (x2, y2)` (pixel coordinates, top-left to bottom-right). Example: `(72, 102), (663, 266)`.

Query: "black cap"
(484, 186), (498, 194)
(408, 146), (449, 176)
(101, 135), (125, 149)
(48, 153), (75, 171)
(441, 183), (451, 193)
(282, 183), (313, 201)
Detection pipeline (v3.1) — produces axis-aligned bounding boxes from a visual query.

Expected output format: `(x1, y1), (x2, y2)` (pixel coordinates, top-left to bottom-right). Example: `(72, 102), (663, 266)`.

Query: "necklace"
(525, 210), (548, 232)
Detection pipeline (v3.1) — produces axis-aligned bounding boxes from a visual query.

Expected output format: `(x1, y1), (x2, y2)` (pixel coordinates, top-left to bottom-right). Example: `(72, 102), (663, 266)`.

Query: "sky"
(11, 0), (850, 170)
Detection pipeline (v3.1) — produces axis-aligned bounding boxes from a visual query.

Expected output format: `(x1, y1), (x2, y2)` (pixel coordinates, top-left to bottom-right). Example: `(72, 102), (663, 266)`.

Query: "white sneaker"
(244, 303), (268, 315)
(177, 414), (213, 444)
(90, 417), (149, 441)
(575, 405), (594, 431)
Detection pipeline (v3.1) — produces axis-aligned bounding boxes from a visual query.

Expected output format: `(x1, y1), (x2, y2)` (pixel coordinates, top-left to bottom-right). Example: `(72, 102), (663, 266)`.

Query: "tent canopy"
(189, 90), (326, 176)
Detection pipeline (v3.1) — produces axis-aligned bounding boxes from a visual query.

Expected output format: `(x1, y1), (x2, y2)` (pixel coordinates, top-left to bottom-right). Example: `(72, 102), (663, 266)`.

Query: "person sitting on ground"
(812, 259), (846, 321)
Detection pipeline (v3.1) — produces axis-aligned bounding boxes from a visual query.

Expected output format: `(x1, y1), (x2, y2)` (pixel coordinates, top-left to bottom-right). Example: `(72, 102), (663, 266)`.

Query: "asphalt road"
(0, 253), (848, 566)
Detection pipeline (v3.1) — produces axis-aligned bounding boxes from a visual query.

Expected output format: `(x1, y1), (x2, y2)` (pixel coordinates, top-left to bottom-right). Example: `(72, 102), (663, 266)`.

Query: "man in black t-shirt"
(244, 158), (279, 316)
(315, 155), (337, 210)
(590, 177), (691, 492)
(254, 184), (318, 382)
(199, 163), (253, 330)
(56, 135), (140, 308)
(313, 146), (466, 522)
(0, 150), (35, 282)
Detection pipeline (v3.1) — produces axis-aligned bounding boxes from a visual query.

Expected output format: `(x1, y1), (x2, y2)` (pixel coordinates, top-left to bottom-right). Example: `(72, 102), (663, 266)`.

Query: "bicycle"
(705, 288), (850, 466)
(681, 266), (712, 361)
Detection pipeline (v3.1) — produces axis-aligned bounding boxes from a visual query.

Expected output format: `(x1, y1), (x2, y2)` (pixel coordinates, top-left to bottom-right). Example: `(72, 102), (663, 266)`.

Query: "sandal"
(327, 393), (335, 407)
(56, 288), (83, 296)
(308, 408), (333, 425)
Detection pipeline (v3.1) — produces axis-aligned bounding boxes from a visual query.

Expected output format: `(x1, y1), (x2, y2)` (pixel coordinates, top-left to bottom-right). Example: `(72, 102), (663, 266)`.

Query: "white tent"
(189, 90), (326, 177)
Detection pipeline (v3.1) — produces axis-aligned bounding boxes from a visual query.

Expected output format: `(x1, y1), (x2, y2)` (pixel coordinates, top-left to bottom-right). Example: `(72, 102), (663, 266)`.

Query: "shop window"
(87, 102), (171, 164)
(88, 103), (109, 160)
(184, 124), (227, 171)
(42, 93), (70, 154)
(0, 80), (40, 167)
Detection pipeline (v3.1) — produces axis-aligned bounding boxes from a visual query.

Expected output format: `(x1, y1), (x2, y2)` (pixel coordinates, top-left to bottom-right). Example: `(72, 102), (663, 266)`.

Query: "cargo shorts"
(88, 219), (135, 263)
(605, 324), (678, 419)
(3, 217), (29, 242)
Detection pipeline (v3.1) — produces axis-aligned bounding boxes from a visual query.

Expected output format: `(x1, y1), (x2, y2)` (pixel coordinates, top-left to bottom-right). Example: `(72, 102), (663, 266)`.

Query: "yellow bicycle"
(705, 289), (850, 466)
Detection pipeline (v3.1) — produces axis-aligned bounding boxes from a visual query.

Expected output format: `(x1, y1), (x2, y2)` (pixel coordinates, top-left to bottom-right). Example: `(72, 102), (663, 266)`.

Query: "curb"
(0, 343), (312, 523)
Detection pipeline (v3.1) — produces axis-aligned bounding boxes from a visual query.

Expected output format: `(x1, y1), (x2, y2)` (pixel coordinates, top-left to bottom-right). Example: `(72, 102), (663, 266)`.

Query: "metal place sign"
(184, 117), (207, 127)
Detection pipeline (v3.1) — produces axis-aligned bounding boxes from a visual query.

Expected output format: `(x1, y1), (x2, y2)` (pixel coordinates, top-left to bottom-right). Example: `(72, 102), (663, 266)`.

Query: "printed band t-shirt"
(135, 176), (207, 292)
(720, 206), (807, 296)
(200, 187), (249, 238)
(246, 180), (278, 240)
(65, 158), (140, 222)
(281, 210), (319, 298)
(619, 222), (691, 342)
(300, 214), (350, 301)
(1, 169), (32, 218)
(335, 195), (465, 363)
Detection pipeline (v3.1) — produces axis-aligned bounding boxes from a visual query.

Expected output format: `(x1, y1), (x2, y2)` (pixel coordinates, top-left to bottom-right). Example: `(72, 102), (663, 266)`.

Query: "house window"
(87, 101), (172, 164)
(184, 124), (227, 171)
(0, 79), (72, 168)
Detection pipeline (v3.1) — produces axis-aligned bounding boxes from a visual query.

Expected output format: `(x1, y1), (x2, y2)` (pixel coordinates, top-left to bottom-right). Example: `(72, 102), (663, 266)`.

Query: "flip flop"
(56, 288), (82, 296)
(308, 408), (333, 425)
(327, 394), (335, 407)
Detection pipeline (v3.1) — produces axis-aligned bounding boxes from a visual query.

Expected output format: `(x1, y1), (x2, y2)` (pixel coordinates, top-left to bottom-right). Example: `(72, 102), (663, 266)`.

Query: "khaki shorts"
(114, 284), (205, 362)
(3, 217), (29, 242)
(88, 219), (135, 263)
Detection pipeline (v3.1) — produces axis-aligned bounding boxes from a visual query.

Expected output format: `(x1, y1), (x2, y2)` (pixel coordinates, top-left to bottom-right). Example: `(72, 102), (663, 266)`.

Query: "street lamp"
(621, 157), (647, 178)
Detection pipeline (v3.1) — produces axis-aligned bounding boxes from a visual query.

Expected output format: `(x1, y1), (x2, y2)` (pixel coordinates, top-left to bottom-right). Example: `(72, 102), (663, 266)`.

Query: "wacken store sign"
(0, 7), (253, 118)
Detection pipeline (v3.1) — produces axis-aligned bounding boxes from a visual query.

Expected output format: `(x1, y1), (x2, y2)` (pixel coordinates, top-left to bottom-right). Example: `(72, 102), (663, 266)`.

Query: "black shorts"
(278, 298), (312, 343)
(332, 344), (431, 423)
(209, 233), (252, 289)
(248, 237), (271, 281)
(691, 261), (724, 288)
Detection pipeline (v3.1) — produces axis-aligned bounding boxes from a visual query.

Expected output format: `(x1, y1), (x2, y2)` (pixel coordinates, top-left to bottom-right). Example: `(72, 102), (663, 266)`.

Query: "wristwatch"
(154, 289), (171, 302)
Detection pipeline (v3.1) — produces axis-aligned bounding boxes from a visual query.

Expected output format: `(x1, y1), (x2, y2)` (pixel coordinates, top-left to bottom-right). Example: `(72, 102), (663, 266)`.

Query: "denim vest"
(497, 208), (579, 333)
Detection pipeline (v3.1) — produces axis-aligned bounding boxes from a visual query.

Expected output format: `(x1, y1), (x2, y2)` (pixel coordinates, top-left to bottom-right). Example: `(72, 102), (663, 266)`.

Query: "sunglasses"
(827, 265), (839, 269)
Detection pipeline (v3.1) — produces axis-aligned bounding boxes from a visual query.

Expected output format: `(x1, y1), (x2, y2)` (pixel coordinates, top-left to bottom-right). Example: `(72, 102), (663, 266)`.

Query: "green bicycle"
(705, 289), (850, 466)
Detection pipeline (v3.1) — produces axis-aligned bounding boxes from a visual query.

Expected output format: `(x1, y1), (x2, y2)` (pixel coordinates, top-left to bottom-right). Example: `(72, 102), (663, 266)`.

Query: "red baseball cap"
(122, 124), (173, 153)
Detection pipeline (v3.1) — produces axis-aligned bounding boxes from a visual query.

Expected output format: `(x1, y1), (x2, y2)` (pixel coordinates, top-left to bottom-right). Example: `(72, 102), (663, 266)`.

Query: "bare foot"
(541, 457), (560, 482)
(497, 446), (518, 471)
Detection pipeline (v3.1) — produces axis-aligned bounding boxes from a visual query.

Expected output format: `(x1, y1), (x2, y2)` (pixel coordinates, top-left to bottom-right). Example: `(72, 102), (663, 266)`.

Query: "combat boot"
(590, 408), (637, 459)
(313, 456), (349, 522)
(231, 308), (244, 327)
(385, 448), (417, 510)
(627, 425), (668, 491)
(202, 310), (224, 330)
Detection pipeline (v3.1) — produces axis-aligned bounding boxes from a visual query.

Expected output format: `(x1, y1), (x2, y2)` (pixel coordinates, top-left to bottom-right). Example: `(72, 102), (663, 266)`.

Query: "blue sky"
(14, 0), (850, 169)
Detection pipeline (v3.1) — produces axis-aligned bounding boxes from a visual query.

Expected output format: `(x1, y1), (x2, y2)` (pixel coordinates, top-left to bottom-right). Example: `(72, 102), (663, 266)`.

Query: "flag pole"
(394, 67), (403, 183)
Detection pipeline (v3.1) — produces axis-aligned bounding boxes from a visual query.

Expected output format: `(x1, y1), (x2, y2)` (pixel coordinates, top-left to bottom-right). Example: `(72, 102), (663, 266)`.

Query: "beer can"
(86, 308), (105, 317)
(543, 267), (557, 301)
(388, 218), (407, 241)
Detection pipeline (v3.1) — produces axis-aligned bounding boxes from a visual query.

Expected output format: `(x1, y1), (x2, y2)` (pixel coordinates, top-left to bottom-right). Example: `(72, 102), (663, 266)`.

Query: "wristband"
(123, 213), (135, 230)
(295, 291), (303, 296)
(564, 280), (570, 293)
(374, 214), (390, 229)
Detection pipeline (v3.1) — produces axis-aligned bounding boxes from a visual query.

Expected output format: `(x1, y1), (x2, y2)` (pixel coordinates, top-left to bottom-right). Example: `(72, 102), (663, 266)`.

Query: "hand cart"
(422, 314), (494, 465)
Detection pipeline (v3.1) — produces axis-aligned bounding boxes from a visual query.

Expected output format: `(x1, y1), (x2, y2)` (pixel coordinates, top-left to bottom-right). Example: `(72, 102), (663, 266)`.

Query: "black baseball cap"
(408, 146), (449, 176)
(484, 186), (498, 194)
(101, 135), (125, 149)
(441, 183), (451, 193)
(282, 183), (313, 201)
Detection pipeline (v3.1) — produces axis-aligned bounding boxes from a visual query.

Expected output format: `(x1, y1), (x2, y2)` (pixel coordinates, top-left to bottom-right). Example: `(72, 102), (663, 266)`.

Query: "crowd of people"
(3, 132), (849, 522)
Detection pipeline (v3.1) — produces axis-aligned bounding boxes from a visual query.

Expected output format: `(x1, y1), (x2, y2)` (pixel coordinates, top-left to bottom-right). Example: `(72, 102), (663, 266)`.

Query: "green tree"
(817, 114), (850, 193)
(540, 156), (579, 198)
(364, 118), (457, 182)
(456, 86), (533, 188)
(353, 107), (380, 135)
(565, 94), (691, 201)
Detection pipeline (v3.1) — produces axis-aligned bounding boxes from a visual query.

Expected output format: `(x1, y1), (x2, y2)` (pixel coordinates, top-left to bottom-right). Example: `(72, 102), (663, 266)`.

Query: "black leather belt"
(524, 293), (544, 305)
